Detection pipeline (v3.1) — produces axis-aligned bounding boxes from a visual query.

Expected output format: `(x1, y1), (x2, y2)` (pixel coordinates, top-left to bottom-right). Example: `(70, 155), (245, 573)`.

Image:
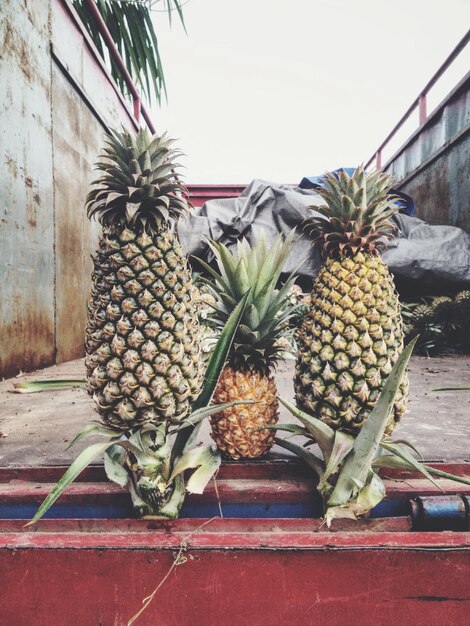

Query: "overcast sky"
(150, 0), (470, 184)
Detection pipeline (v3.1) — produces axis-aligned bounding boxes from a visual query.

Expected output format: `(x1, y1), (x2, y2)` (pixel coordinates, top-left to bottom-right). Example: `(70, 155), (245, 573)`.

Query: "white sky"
(150, 0), (470, 184)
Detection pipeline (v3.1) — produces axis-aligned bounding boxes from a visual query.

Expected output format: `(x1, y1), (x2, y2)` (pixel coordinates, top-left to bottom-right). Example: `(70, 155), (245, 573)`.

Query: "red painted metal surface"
(188, 184), (246, 207)
(1, 461), (470, 624)
(1, 522), (469, 626)
(2, 461), (469, 508)
(2, 459), (470, 483)
(366, 28), (470, 169)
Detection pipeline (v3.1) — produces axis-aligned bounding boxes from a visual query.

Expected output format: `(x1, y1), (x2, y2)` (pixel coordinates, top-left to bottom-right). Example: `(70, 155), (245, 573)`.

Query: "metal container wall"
(385, 72), (470, 231)
(1, 461), (470, 626)
(0, 0), (137, 378)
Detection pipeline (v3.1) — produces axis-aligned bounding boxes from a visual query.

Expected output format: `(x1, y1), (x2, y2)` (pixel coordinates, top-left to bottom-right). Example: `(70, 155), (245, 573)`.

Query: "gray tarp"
(178, 179), (470, 288)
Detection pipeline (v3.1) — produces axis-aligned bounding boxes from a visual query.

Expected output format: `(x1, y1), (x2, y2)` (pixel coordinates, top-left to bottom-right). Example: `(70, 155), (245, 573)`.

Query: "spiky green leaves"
(198, 233), (302, 373)
(277, 337), (470, 525)
(303, 166), (401, 257)
(86, 128), (189, 233)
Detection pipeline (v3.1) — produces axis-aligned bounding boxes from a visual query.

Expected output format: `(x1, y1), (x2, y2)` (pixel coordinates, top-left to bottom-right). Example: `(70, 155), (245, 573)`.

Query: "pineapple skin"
(295, 251), (408, 435)
(85, 224), (204, 431)
(211, 367), (278, 459)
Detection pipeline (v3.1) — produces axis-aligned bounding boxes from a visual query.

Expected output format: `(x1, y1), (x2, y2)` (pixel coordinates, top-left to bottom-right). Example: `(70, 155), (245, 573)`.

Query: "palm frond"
(72, 0), (186, 104)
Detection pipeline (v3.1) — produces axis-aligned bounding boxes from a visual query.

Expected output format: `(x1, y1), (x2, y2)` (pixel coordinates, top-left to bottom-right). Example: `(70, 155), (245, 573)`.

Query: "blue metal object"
(410, 495), (469, 531)
(0, 496), (421, 521)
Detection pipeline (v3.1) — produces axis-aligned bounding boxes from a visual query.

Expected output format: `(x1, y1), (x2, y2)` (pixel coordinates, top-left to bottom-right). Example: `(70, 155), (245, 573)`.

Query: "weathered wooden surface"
(0, 355), (469, 466)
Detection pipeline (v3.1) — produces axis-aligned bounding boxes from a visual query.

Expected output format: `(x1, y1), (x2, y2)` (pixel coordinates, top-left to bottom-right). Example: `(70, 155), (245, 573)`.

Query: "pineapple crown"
(198, 232), (302, 373)
(303, 166), (400, 257)
(86, 127), (189, 233)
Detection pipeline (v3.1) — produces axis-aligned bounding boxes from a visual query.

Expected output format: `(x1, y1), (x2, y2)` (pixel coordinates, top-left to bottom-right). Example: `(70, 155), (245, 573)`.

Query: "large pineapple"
(85, 128), (204, 431)
(295, 166), (408, 435)
(202, 234), (298, 459)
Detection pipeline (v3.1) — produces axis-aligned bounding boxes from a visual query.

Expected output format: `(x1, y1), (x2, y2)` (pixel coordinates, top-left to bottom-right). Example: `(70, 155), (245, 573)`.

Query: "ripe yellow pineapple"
(295, 166), (408, 434)
(85, 128), (204, 431)
(200, 234), (298, 459)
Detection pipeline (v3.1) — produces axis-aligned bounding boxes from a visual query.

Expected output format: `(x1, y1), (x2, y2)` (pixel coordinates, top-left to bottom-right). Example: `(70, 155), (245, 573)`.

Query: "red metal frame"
(1, 461), (469, 509)
(187, 184), (247, 207)
(1, 518), (470, 626)
(63, 0), (156, 133)
(366, 29), (470, 170)
(2, 461), (470, 624)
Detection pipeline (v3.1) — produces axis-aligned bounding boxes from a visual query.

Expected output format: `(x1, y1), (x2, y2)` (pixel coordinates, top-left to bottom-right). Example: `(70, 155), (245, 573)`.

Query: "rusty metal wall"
(385, 73), (470, 231)
(0, 1), (56, 377)
(0, 0), (138, 377)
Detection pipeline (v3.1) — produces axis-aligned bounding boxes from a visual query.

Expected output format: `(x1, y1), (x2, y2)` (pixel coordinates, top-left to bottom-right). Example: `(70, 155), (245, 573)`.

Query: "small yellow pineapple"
(200, 234), (298, 459)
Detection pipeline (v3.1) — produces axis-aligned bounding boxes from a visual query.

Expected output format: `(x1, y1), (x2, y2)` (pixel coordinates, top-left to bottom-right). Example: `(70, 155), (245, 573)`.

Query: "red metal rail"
(188, 184), (247, 207)
(77, 0), (156, 133)
(366, 28), (470, 170)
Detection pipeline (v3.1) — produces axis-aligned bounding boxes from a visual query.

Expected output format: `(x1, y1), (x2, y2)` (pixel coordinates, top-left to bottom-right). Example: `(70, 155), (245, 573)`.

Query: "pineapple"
(412, 302), (434, 325)
(455, 290), (470, 320)
(201, 234), (298, 459)
(295, 166), (408, 435)
(456, 290), (470, 307)
(430, 296), (454, 322)
(85, 128), (204, 432)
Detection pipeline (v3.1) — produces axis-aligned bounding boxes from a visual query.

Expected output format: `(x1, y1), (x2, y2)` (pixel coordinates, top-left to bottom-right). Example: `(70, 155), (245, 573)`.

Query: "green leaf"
(255, 232), (294, 298)
(66, 422), (121, 450)
(171, 289), (250, 462)
(27, 441), (115, 525)
(168, 445), (221, 494)
(196, 290), (251, 410)
(216, 243), (238, 290)
(234, 258), (250, 298)
(126, 201), (142, 224)
(104, 444), (129, 487)
(192, 256), (232, 295)
(373, 455), (470, 486)
(172, 400), (257, 432)
(11, 379), (86, 393)
(320, 430), (355, 490)
(274, 436), (325, 480)
(380, 442), (442, 490)
(383, 437), (423, 460)
(431, 386), (470, 391)
(277, 396), (335, 460)
(261, 423), (309, 436)
(325, 471), (385, 526)
(72, 0), (186, 104)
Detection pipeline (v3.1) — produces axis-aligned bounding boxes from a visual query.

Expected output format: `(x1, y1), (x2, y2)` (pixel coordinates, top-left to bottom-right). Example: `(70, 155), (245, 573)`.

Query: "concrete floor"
(0, 355), (469, 467)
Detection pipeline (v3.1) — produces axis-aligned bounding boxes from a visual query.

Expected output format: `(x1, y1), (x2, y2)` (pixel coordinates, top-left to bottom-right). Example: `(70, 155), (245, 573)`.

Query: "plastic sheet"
(178, 179), (470, 288)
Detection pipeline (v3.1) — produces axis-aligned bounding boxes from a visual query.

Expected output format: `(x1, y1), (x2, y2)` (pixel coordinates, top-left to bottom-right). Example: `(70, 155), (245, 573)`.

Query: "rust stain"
(1, 20), (33, 83)
(0, 309), (55, 379)
(24, 176), (38, 226)
(26, 203), (37, 228)
(403, 160), (450, 226)
(4, 157), (18, 179)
